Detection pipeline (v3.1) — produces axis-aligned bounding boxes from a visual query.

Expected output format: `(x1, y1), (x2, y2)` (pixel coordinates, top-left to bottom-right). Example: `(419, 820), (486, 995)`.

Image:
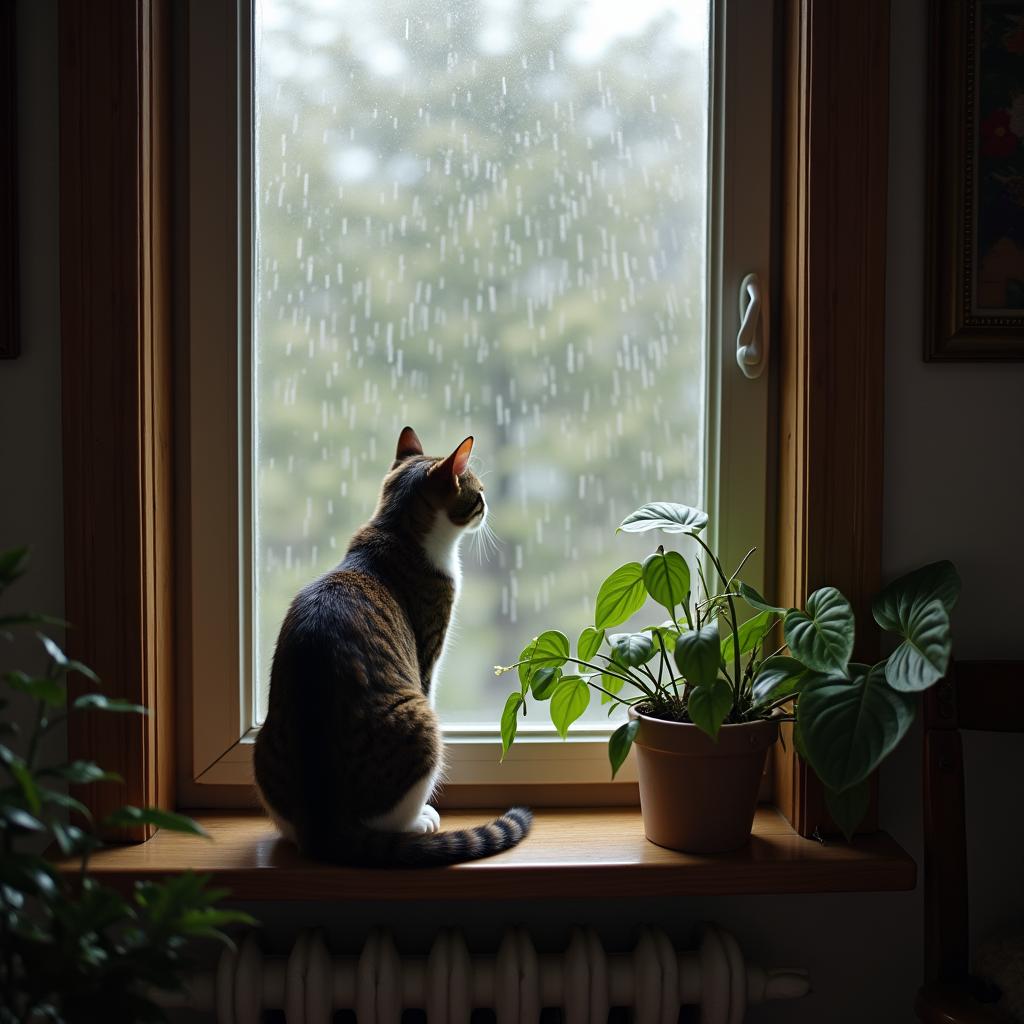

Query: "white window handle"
(736, 272), (768, 380)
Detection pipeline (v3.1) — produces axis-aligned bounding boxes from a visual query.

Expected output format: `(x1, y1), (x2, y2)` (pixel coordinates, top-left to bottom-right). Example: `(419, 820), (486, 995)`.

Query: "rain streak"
(254, 0), (709, 725)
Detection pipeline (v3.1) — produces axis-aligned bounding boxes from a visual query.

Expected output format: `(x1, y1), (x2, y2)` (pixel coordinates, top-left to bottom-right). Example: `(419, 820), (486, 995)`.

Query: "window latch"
(736, 273), (768, 380)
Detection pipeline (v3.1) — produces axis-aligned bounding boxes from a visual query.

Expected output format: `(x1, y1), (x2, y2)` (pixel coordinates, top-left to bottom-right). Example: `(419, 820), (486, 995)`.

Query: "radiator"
(159, 924), (809, 1023)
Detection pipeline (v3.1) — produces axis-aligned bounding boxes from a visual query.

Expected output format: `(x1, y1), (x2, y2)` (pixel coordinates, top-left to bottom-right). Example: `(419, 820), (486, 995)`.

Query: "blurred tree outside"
(254, 0), (709, 726)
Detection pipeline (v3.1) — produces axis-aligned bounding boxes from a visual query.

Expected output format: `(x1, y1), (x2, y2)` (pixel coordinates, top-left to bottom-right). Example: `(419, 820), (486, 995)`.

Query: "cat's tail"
(305, 807), (533, 868)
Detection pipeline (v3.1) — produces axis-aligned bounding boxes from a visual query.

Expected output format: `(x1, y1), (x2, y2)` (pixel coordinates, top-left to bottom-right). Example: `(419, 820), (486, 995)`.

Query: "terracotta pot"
(629, 708), (779, 853)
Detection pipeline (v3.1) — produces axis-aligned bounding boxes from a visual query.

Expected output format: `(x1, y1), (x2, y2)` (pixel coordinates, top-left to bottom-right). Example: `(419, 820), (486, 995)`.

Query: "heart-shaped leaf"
(884, 598), (951, 692)
(752, 656), (807, 707)
(517, 630), (570, 692)
(550, 676), (591, 738)
(825, 779), (870, 841)
(721, 610), (777, 664)
(674, 622), (721, 686)
(617, 502), (709, 535)
(784, 587), (854, 674)
(687, 678), (733, 740)
(872, 560), (961, 632)
(738, 581), (789, 615)
(797, 663), (916, 793)
(577, 627), (605, 663)
(530, 666), (561, 700)
(608, 719), (639, 778)
(500, 692), (524, 759)
(641, 549), (691, 612)
(594, 563), (647, 630)
(609, 632), (656, 667)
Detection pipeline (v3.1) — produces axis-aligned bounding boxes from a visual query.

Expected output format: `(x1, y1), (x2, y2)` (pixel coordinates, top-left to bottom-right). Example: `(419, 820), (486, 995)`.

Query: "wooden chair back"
(922, 660), (1024, 986)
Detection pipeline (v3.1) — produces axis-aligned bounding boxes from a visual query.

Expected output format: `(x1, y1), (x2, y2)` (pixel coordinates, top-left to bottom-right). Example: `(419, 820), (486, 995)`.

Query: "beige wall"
(4, 0), (1021, 1020)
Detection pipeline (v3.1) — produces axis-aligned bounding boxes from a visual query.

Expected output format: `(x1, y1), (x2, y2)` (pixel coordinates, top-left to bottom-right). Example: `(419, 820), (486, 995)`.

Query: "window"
(184, 0), (773, 792)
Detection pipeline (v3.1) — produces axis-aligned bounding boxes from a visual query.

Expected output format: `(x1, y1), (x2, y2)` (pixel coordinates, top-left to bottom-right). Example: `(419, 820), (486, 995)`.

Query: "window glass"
(253, 0), (710, 727)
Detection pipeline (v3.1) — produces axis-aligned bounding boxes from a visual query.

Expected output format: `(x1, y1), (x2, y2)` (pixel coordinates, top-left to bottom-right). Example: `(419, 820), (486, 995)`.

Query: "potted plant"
(0, 548), (255, 1022)
(496, 502), (958, 852)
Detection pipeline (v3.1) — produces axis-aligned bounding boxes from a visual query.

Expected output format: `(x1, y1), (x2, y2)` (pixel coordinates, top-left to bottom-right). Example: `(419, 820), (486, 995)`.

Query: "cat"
(254, 426), (532, 866)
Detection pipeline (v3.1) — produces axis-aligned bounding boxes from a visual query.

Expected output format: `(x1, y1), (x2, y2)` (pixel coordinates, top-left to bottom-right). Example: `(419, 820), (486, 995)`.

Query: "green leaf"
(1, 806), (44, 832)
(721, 610), (777, 664)
(738, 581), (789, 615)
(617, 502), (708, 535)
(752, 656), (807, 707)
(825, 779), (870, 842)
(608, 719), (639, 779)
(784, 587), (855, 674)
(608, 631), (656, 667)
(594, 563), (647, 630)
(104, 806), (210, 838)
(39, 787), (92, 820)
(687, 678), (733, 740)
(641, 549), (690, 612)
(798, 663), (916, 793)
(600, 669), (626, 703)
(883, 599), (951, 692)
(872, 560), (961, 631)
(500, 693), (524, 759)
(4, 671), (65, 706)
(44, 761), (121, 785)
(10, 761), (41, 815)
(550, 676), (591, 738)
(0, 548), (30, 588)
(530, 666), (561, 700)
(38, 634), (99, 682)
(50, 821), (93, 857)
(517, 630), (570, 692)
(577, 626), (605, 663)
(72, 694), (150, 715)
(673, 622), (721, 685)
(642, 621), (681, 651)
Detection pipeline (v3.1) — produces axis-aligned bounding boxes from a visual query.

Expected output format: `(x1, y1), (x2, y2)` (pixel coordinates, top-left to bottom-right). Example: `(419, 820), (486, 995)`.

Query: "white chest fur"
(420, 512), (465, 706)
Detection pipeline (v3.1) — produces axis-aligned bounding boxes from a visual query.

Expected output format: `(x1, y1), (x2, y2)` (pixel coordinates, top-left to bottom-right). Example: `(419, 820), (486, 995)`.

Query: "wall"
(4, 0), (1021, 1021)
(2, 0), (63, 773)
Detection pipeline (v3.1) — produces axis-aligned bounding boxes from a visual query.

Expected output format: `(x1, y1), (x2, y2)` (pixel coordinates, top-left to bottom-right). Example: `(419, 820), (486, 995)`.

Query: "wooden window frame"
(59, 0), (890, 842)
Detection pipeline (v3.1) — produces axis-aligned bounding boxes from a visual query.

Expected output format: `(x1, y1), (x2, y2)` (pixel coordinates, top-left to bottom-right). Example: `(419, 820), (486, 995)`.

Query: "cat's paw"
(411, 806), (440, 834)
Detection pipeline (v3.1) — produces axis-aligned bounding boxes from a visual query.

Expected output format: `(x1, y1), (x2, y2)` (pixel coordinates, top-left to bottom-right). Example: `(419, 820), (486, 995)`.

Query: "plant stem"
(691, 536), (744, 716)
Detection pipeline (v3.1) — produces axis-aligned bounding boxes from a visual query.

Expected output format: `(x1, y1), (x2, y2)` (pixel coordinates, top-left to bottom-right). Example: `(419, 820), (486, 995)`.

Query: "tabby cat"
(254, 427), (532, 866)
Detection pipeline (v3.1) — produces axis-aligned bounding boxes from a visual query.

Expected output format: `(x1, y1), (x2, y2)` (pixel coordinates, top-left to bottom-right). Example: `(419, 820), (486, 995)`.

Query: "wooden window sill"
(61, 806), (915, 901)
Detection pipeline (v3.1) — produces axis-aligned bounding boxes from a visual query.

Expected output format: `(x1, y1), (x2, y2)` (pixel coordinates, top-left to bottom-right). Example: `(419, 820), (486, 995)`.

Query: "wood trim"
(60, 806), (916, 901)
(0, 0), (18, 359)
(772, 0), (890, 837)
(59, 0), (175, 838)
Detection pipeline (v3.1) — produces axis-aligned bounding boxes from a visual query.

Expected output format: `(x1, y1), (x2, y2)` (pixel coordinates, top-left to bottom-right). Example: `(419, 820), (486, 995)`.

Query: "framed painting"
(926, 0), (1024, 360)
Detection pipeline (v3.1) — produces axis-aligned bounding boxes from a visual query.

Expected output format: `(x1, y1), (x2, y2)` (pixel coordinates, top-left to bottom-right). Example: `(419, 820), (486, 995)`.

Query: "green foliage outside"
(254, 0), (709, 724)
(0, 550), (254, 1022)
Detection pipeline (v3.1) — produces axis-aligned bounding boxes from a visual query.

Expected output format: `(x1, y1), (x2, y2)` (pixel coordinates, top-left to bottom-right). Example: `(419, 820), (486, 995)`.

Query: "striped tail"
(305, 807), (533, 868)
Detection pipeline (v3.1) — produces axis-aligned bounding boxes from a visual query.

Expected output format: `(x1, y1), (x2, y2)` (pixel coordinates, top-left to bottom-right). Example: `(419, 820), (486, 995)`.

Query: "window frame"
(57, 0), (889, 835)
(179, 0), (776, 800)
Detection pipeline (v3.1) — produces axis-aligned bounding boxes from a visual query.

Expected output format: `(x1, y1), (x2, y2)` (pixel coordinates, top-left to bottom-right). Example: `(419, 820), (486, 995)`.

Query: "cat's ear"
(436, 436), (474, 484)
(395, 426), (424, 462)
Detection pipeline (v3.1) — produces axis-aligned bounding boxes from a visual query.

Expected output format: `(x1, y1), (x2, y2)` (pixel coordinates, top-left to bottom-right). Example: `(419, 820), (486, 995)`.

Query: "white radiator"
(160, 924), (809, 1023)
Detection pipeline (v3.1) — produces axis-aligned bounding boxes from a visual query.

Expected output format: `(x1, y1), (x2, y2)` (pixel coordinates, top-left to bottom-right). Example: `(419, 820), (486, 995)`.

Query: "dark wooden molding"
(59, 0), (175, 838)
(772, 0), (890, 837)
(1, 0), (19, 359)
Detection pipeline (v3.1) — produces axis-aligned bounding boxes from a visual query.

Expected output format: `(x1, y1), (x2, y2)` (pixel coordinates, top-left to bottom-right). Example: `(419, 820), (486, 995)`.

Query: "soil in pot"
(629, 707), (779, 853)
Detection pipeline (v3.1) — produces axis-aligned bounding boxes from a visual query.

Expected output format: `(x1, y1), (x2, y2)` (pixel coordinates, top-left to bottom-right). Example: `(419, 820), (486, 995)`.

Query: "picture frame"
(926, 0), (1024, 360)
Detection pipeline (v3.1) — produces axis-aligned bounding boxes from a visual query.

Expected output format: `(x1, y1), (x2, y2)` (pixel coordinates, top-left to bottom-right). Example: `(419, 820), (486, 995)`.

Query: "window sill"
(64, 807), (915, 900)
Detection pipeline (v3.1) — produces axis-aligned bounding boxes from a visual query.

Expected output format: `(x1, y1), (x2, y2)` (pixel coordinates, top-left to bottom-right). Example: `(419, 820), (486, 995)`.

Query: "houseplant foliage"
(0, 548), (254, 1023)
(496, 501), (959, 840)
